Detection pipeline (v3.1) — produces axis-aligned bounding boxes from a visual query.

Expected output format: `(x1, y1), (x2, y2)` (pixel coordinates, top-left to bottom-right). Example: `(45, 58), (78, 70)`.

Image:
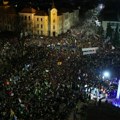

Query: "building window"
(37, 30), (39, 34)
(41, 31), (43, 35)
(29, 16), (30, 20)
(53, 32), (55, 36)
(41, 24), (43, 28)
(37, 18), (39, 21)
(37, 24), (39, 28)
(41, 18), (42, 21)
(53, 25), (55, 29)
(25, 16), (27, 20)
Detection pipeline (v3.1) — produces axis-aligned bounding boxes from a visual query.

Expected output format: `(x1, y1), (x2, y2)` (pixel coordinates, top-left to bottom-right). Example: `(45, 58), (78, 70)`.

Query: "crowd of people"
(1, 33), (120, 120)
(0, 41), (89, 120)
(0, 7), (120, 120)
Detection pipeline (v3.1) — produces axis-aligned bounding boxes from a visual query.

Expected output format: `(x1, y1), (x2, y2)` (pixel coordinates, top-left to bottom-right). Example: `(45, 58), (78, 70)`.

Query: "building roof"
(20, 7), (36, 13)
(35, 10), (48, 16)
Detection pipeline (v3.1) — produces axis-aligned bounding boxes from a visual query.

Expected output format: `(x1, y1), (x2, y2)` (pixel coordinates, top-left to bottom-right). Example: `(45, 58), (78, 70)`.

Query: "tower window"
(53, 19), (55, 23)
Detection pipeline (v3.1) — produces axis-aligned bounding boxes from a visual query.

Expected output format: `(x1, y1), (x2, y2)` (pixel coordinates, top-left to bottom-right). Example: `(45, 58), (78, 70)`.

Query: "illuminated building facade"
(0, 1), (80, 37)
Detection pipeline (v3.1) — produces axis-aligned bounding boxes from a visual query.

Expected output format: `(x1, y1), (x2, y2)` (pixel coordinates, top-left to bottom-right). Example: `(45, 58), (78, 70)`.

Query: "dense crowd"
(0, 7), (120, 120)
(0, 43), (87, 120)
(1, 34), (120, 120)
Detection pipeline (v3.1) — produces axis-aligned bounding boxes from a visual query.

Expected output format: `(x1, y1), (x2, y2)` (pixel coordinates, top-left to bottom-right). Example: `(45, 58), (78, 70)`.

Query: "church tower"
(50, 0), (58, 36)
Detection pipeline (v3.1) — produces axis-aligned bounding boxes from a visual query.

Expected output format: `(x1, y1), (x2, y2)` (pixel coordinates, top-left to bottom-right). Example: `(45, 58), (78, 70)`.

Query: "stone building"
(0, 0), (80, 37)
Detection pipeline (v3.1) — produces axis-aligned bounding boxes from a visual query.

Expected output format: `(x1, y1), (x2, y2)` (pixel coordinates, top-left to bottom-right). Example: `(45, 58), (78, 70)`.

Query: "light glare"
(103, 71), (110, 78)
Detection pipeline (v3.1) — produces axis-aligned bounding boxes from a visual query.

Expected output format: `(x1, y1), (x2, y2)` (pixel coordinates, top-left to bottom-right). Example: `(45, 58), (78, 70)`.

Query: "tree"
(97, 25), (104, 35)
(113, 24), (120, 47)
(106, 23), (113, 39)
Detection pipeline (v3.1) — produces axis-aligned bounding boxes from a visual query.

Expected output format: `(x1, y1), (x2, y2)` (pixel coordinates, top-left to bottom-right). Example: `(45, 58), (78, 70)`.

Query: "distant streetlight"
(102, 71), (110, 79)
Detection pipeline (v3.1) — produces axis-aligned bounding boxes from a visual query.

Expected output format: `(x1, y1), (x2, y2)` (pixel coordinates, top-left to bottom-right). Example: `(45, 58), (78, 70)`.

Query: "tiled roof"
(35, 10), (48, 16)
(20, 7), (36, 13)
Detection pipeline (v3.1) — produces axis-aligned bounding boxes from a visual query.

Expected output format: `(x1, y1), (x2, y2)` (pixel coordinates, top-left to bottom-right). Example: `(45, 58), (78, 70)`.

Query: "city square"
(0, 0), (120, 120)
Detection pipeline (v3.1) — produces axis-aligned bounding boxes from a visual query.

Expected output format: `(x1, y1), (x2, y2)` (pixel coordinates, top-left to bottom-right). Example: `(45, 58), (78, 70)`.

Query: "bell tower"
(50, 0), (58, 36)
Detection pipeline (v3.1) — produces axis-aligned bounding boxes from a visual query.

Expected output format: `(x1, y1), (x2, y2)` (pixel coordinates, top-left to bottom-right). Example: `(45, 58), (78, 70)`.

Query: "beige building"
(0, 1), (80, 37)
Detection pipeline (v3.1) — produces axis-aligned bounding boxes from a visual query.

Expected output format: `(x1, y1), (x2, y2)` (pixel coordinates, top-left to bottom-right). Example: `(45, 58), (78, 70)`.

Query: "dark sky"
(0, 0), (98, 11)
(0, 0), (98, 8)
(1, 0), (120, 14)
(99, 0), (120, 20)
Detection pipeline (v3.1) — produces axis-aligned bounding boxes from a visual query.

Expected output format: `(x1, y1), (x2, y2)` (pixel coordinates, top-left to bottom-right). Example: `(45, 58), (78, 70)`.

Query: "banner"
(82, 47), (99, 55)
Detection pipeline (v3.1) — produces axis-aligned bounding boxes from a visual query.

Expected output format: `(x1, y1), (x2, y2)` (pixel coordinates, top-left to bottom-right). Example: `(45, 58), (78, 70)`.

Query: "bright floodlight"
(103, 71), (110, 78)
(98, 4), (105, 10)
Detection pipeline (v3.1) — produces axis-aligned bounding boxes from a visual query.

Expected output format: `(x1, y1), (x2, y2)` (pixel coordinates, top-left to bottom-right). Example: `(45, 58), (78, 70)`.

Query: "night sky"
(0, 0), (120, 15)
(0, 0), (99, 14)
(0, 0), (98, 9)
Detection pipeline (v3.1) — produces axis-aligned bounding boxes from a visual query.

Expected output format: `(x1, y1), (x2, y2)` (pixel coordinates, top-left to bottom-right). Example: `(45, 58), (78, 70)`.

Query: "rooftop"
(20, 7), (36, 13)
